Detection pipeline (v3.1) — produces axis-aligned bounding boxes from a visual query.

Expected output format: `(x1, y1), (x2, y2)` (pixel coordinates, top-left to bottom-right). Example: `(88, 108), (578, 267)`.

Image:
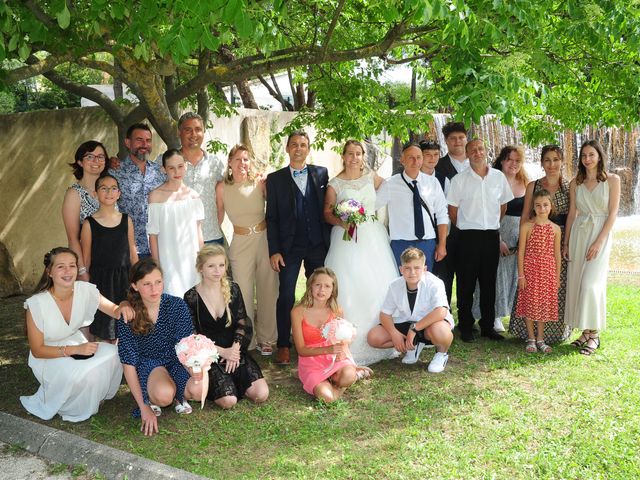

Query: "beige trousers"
(229, 230), (278, 347)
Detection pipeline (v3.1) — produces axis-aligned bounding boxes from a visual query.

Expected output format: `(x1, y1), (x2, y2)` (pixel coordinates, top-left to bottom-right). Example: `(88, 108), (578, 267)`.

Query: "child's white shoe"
(427, 352), (449, 373)
(402, 342), (425, 364)
(494, 317), (506, 332)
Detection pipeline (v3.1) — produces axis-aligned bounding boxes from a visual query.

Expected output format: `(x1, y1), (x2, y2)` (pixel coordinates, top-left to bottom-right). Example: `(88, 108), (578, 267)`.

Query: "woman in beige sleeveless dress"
(563, 140), (620, 355)
(216, 145), (278, 355)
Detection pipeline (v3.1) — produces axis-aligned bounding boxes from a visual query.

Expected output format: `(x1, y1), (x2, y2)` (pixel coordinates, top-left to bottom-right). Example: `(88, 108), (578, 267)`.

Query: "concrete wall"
(0, 107), (348, 295)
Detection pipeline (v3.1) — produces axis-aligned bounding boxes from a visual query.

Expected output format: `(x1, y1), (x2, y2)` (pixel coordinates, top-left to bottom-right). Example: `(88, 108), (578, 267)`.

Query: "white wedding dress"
(325, 172), (399, 365)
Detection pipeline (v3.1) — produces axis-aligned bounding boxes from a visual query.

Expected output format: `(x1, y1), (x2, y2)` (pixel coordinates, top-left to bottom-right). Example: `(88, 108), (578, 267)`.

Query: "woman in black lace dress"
(183, 244), (269, 409)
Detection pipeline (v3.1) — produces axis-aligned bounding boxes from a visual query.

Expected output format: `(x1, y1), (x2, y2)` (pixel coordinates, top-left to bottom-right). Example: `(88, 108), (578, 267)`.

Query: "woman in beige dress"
(563, 140), (620, 355)
(215, 145), (278, 355)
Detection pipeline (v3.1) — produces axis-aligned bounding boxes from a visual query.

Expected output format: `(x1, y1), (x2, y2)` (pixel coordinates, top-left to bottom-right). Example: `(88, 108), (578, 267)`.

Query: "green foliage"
(1, 0), (639, 146)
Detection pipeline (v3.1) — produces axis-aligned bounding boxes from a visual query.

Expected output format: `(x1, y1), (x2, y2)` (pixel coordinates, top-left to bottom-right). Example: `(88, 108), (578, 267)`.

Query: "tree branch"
(257, 74), (294, 110)
(43, 70), (125, 123)
(24, 0), (56, 29)
(76, 57), (118, 77)
(172, 19), (411, 102)
(320, 0), (346, 59)
(4, 54), (74, 83)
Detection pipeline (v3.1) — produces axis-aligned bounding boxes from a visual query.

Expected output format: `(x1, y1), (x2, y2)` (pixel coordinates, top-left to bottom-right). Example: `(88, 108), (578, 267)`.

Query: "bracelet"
(59, 346), (68, 357)
(78, 266), (87, 275)
(518, 276), (525, 280)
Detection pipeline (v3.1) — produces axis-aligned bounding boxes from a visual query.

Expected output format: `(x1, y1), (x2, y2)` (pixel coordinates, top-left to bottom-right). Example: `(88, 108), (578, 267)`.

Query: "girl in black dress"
(183, 244), (269, 409)
(81, 174), (138, 341)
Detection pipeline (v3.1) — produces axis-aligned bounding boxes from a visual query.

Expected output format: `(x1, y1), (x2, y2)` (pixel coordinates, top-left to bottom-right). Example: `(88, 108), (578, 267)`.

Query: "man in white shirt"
(433, 122), (469, 304)
(174, 112), (226, 245)
(367, 247), (454, 372)
(447, 139), (514, 342)
(376, 143), (449, 271)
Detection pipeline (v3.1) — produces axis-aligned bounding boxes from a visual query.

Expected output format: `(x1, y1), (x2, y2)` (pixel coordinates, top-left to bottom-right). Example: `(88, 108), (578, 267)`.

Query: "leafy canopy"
(1, 0), (639, 146)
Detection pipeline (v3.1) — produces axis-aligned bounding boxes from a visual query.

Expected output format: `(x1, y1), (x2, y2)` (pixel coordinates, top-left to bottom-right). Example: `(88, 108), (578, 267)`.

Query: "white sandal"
(149, 404), (162, 416)
(174, 400), (192, 415)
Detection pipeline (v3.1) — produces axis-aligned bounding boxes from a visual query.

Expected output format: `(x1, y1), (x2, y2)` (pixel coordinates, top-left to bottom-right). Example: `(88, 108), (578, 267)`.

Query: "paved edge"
(0, 411), (208, 480)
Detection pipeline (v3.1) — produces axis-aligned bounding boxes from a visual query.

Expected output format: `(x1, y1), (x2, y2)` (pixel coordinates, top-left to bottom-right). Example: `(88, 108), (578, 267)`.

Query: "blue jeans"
(390, 239), (436, 271)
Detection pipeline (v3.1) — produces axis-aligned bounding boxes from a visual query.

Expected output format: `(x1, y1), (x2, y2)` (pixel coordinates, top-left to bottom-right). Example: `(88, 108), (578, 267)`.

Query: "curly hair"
(195, 245), (232, 327)
(297, 267), (340, 314)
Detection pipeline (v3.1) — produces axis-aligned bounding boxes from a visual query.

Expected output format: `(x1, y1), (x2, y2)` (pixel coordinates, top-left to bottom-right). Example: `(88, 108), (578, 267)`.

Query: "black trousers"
(433, 225), (460, 304)
(455, 229), (500, 334)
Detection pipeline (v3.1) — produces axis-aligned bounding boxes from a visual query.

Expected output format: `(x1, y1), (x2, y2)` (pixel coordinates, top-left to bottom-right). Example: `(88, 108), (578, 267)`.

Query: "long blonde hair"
(195, 245), (232, 327)
(297, 267), (340, 314)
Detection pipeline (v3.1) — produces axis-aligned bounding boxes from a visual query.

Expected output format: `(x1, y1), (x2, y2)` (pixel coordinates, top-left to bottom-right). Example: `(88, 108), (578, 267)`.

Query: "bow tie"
(293, 167), (308, 178)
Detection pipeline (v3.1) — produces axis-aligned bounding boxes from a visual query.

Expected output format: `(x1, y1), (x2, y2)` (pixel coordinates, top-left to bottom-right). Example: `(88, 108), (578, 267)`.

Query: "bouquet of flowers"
(333, 199), (373, 241)
(321, 317), (356, 365)
(175, 334), (219, 408)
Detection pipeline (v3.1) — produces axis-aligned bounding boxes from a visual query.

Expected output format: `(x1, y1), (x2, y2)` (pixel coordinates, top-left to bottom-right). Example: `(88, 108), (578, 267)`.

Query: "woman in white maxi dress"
(324, 141), (398, 366)
(21, 247), (129, 422)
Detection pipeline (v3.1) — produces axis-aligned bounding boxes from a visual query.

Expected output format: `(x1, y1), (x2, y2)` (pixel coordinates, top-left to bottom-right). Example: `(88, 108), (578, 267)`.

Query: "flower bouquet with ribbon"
(175, 334), (219, 409)
(333, 198), (373, 242)
(321, 317), (356, 371)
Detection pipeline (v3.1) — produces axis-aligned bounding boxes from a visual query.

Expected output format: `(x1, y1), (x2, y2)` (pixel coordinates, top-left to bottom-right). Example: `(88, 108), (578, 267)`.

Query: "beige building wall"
(0, 107), (345, 295)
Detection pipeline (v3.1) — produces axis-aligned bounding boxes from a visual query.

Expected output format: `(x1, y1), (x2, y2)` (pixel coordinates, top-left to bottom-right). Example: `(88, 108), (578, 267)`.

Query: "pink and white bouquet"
(333, 199), (374, 241)
(175, 334), (219, 408)
(321, 317), (356, 364)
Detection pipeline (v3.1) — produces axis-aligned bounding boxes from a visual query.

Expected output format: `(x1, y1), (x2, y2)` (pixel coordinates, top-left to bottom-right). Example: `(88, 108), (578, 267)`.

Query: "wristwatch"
(410, 324), (418, 333)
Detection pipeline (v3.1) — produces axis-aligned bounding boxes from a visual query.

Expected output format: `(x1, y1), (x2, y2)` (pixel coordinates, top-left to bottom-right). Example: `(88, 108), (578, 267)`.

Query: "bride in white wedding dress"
(324, 141), (398, 365)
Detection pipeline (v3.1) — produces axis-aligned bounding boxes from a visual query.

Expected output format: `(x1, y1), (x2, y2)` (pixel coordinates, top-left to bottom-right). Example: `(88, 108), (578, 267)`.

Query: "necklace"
(50, 289), (74, 302)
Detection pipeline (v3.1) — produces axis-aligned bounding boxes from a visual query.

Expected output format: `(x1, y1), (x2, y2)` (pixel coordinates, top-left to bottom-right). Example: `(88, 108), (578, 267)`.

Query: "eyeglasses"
(83, 154), (106, 163)
(98, 186), (120, 193)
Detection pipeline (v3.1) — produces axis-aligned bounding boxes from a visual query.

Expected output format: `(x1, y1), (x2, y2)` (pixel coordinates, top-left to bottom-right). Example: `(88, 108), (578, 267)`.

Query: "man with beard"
(109, 123), (165, 258)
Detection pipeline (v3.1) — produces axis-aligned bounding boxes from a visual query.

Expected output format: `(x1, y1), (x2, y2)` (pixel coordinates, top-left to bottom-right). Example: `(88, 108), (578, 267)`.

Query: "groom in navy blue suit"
(266, 131), (330, 364)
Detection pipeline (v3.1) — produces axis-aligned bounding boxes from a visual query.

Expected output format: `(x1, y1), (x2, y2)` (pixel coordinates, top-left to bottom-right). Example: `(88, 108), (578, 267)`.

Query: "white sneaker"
(494, 317), (506, 333)
(402, 342), (425, 364)
(427, 352), (449, 373)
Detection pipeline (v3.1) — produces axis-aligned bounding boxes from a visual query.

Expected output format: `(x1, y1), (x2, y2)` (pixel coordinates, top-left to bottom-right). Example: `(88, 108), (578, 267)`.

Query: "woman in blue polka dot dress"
(118, 258), (203, 436)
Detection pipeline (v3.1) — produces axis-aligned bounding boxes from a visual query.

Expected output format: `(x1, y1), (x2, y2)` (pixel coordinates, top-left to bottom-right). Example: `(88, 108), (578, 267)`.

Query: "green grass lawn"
(1, 278), (638, 479)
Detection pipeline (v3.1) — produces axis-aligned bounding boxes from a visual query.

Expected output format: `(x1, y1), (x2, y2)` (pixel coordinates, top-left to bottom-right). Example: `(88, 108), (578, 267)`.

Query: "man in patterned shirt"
(174, 112), (225, 244)
(109, 123), (165, 258)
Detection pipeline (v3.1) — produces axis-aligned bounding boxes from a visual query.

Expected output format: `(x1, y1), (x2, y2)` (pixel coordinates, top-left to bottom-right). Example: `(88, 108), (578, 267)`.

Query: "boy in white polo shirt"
(367, 247), (454, 373)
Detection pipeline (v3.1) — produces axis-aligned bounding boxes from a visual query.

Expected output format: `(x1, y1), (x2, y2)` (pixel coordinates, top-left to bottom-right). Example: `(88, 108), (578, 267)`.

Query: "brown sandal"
(580, 335), (600, 356)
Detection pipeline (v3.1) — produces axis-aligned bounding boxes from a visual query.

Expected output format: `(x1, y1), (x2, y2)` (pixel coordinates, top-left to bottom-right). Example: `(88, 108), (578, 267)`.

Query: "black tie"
(412, 180), (425, 239)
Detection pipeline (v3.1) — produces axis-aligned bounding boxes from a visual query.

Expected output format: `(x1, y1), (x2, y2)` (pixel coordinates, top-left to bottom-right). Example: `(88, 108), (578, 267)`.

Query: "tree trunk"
(235, 79), (259, 109)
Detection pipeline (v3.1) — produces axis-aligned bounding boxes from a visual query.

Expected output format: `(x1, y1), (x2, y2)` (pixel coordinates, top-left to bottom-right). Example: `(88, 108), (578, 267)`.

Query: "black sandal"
(571, 331), (589, 348)
(579, 335), (600, 356)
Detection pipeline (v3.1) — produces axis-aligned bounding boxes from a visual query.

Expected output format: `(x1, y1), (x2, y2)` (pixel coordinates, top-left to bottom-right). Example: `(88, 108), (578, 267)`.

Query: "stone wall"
(0, 107), (347, 295)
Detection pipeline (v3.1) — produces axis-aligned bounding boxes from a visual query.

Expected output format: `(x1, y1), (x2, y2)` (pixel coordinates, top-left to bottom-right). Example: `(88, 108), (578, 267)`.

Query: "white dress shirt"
(376, 171), (449, 241)
(447, 166), (514, 230)
(451, 157), (469, 174)
(424, 170), (451, 197)
(381, 272), (454, 328)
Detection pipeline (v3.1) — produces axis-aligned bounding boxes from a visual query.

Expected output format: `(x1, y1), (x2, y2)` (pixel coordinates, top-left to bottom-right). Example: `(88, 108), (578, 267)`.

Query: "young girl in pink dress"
(516, 189), (562, 353)
(291, 267), (370, 402)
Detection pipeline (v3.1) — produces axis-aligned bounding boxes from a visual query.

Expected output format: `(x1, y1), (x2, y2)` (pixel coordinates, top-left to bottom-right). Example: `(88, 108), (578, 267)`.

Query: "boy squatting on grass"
(367, 247), (454, 373)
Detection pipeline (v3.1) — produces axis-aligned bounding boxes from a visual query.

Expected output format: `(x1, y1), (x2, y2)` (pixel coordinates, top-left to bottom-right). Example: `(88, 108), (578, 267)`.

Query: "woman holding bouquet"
(324, 140), (398, 365)
(183, 245), (269, 409)
(117, 259), (203, 436)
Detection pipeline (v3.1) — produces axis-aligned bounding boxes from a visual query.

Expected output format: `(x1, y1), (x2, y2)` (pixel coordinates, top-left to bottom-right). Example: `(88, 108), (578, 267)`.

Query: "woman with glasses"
(61, 141), (109, 284)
